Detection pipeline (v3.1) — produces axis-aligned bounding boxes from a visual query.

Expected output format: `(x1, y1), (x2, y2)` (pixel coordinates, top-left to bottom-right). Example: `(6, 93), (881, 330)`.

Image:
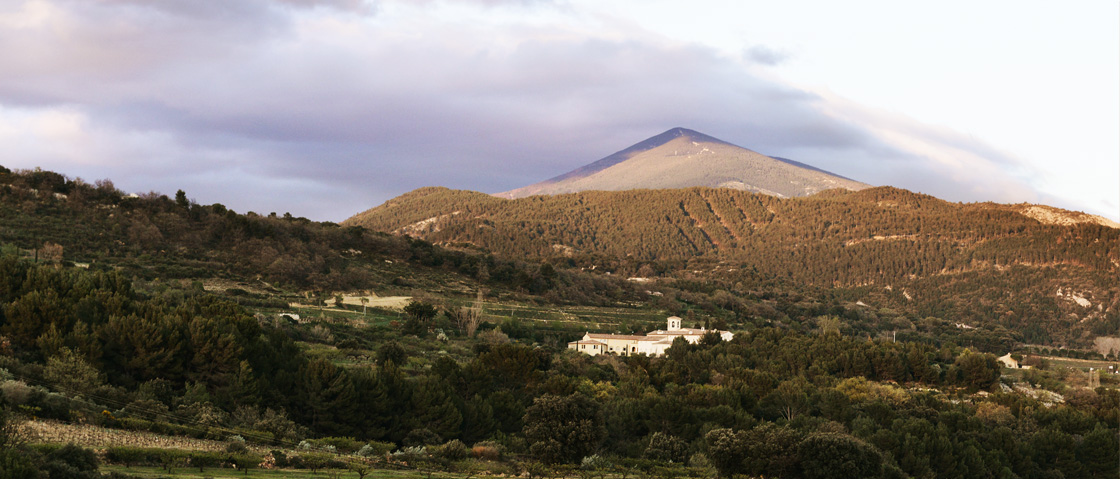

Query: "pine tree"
(298, 358), (359, 437)
(405, 377), (463, 442)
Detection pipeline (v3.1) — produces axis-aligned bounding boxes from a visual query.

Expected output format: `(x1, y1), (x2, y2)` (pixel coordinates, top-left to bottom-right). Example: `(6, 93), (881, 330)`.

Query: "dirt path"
(289, 295), (411, 311)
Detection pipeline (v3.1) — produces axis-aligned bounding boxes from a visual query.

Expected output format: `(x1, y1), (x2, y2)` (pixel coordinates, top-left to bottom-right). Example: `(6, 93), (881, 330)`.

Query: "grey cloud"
(274, 0), (376, 12)
(95, 0), (373, 16)
(385, 0), (555, 7)
(0, 1), (1097, 222)
(744, 45), (789, 66)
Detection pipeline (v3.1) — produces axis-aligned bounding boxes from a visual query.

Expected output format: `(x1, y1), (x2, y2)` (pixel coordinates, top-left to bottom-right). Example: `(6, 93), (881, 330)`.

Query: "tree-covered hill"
(0, 166), (639, 306)
(346, 186), (1120, 346)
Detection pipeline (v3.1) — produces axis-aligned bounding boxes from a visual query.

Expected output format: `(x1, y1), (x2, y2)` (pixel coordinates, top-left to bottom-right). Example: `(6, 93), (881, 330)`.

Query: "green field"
(1036, 356), (1120, 371)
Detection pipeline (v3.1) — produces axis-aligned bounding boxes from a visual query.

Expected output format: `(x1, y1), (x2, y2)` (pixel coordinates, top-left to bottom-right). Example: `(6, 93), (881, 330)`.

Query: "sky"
(0, 0), (1117, 222)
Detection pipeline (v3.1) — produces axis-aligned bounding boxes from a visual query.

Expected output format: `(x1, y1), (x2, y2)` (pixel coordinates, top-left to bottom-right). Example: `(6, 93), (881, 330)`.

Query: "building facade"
(567, 316), (734, 357)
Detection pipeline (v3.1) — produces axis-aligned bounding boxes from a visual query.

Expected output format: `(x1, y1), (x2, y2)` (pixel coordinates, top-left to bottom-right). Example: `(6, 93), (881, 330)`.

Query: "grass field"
(1035, 356), (1120, 372)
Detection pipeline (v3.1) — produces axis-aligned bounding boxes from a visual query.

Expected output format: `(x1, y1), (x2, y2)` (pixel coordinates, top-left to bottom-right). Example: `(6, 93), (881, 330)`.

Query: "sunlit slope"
(496, 127), (869, 199)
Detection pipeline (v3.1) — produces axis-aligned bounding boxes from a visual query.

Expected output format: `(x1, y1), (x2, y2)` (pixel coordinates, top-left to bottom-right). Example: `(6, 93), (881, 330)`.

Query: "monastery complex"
(568, 316), (734, 357)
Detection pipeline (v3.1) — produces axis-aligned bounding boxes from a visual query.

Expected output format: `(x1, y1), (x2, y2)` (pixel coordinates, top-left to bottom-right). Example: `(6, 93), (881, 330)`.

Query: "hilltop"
(496, 127), (869, 198)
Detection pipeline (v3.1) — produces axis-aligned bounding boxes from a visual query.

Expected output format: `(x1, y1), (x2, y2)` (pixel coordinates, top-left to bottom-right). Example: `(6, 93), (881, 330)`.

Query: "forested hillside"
(0, 166), (637, 306)
(347, 186), (1120, 346)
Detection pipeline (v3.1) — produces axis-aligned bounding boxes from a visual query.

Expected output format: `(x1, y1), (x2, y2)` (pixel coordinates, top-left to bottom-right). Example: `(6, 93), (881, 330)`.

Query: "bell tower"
(667, 316), (682, 331)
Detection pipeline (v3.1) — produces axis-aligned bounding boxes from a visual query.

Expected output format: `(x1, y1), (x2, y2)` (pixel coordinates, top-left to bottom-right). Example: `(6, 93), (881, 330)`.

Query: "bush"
(644, 432), (688, 463)
(186, 451), (223, 471)
(226, 453), (261, 472)
(296, 452), (342, 471)
(225, 441), (249, 454)
(797, 432), (883, 479)
(44, 443), (100, 479)
(26, 443), (63, 455)
(438, 439), (469, 461)
(403, 428), (441, 447)
(104, 446), (166, 467)
(580, 454), (611, 470)
(391, 446), (428, 464)
(0, 446), (41, 479)
(308, 436), (365, 453)
(269, 450), (289, 468)
(472, 444), (502, 461)
(103, 447), (260, 472)
(357, 441), (395, 457)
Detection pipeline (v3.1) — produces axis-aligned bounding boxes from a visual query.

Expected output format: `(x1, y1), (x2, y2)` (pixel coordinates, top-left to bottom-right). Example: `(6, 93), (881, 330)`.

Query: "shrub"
(403, 428), (441, 447)
(104, 446), (163, 467)
(44, 443), (100, 478)
(797, 432), (883, 479)
(309, 436), (364, 453)
(225, 441), (249, 454)
(438, 439), (469, 461)
(269, 450), (289, 468)
(391, 446), (428, 464)
(27, 443), (63, 455)
(357, 441), (395, 457)
(643, 432), (688, 463)
(297, 452), (339, 472)
(187, 451), (223, 472)
(580, 454), (611, 470)
(472, 444), (502, 461)
(337, 338), (361, 350)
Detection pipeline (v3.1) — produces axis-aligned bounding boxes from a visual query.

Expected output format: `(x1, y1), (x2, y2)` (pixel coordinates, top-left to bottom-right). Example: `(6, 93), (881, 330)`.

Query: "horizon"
(0, 1), (1116, 222)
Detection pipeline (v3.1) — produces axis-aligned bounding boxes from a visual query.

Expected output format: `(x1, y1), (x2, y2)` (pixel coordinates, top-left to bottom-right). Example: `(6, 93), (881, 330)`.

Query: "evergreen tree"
(523, 393), (605, 464)
(298, 358), (360, 437)
(405, 377), (463, 442)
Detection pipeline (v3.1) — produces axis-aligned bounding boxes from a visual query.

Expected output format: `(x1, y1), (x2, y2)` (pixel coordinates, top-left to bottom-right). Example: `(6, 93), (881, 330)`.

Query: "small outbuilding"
(997, 353), (1030, 369)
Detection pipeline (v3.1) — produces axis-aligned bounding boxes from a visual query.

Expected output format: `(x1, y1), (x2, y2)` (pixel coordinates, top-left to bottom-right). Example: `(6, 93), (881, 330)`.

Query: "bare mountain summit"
(496, 127), (870, 199)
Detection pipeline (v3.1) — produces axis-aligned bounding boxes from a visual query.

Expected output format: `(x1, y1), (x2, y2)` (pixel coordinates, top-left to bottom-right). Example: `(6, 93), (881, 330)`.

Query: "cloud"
(0, 0), (1104, 222)
(770, 92), (1049, 203)
(744, 45), (789, 66)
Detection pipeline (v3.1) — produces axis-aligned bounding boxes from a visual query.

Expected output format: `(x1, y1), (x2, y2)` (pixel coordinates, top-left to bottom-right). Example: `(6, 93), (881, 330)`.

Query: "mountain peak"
(496, 128), (869, 199)
(614, 127), (731, 156)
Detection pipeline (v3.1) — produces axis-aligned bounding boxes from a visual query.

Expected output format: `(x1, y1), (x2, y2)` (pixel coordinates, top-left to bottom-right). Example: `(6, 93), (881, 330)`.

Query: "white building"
(567, 316), (734, 357)
(997, 353), (1031, 369)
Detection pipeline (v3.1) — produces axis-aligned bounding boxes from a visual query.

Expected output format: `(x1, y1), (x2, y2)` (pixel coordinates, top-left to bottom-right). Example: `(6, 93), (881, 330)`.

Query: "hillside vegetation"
(0, 166), (637, 306)
(347, 186), (1120, 346)
(2, 166), (1119, 478)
